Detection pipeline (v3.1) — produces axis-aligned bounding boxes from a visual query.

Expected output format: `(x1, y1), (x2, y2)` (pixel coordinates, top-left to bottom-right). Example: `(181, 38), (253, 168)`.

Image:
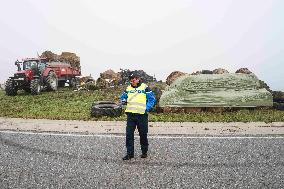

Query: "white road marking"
(0, 130), (284, 139)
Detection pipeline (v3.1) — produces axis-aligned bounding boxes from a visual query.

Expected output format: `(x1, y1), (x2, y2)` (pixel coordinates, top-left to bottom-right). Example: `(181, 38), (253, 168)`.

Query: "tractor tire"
(5, 79), (17, 96)
(69, 77), (80, 89)
(23, 86), (31, 93)
(69, 78), (76, 88)
(91, 103), (122, 117)
(75, 77), (80, 86)
(46, 71), (58, 91)
(58, 81), (65, 87)
(30, 79), (41, 95)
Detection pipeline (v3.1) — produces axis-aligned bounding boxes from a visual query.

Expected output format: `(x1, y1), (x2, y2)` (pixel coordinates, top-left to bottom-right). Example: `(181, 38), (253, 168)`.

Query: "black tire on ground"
(91, 103), (122, 117)
(30, 79), (41, 95)
(92, 101), (117, 106)
(5, 79), (17, 96)
(58, 81), (65, 87)
(46, 71), (58, 91)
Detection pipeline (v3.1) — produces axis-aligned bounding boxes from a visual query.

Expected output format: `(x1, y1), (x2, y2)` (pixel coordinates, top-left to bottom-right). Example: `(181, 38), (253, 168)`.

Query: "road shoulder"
(0, 117), (283, 135)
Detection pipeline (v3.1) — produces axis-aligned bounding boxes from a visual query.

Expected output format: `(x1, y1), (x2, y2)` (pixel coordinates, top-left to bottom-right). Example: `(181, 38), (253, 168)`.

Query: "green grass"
(0, 89), (284, 122)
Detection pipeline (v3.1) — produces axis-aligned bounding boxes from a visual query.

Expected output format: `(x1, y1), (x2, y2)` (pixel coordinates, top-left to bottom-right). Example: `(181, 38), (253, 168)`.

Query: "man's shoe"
(122, 154), (134, 160)
(140, 153), (147, 158)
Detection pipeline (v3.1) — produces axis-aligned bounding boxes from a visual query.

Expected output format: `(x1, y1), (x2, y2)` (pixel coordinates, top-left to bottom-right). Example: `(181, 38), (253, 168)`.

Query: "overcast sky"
(0, 0), (283, 90)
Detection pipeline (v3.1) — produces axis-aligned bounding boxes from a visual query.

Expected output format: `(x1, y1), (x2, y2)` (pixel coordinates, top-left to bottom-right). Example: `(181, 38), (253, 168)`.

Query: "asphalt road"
(0, 132), (283, 188)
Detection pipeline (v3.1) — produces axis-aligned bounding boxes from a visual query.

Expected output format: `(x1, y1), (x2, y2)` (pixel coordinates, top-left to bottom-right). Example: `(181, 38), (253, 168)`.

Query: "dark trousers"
(126, 113), (149, 155)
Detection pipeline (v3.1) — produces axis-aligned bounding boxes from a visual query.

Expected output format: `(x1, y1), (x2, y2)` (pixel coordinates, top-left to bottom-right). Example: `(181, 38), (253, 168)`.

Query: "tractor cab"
(14, 58), (47, 74)
(22, 58), (47, 74)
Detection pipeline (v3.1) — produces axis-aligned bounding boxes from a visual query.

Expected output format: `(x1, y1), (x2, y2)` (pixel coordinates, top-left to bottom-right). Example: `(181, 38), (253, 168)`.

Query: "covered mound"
(159, 73), (273, 107)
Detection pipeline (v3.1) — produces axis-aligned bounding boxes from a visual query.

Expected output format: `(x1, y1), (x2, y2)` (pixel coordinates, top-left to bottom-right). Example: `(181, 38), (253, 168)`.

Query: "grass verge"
(0, 89), (284, 122)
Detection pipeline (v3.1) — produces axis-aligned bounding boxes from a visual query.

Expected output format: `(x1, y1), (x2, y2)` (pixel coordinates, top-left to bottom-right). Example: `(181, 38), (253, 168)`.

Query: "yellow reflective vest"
(125, 83), (147, 114)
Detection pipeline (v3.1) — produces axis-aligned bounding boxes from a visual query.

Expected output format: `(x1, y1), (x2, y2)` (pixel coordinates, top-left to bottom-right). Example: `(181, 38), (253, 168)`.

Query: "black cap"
(129, 73), (140, 80)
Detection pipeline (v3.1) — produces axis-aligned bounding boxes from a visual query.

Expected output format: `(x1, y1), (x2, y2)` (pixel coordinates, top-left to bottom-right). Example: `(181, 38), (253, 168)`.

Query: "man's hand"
(121, 99), (127, 105)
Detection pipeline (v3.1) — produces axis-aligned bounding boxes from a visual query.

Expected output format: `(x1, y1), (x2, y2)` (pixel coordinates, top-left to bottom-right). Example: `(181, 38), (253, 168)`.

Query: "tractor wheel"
(5, 79), (17, 96)
(69, 78), (76, 88)
(30, 79), (41, 95)
(23, 86), (31, 93)
(58, 81), (65, 87)
(70, 77), (80, 89)
(46, 71), (58, 91)
(75, 77), (80, 86)
(91, 103), (122, 117)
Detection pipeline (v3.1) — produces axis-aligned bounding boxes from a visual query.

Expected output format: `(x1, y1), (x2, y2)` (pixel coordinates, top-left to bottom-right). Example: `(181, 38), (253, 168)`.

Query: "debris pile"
(96, 77), (109, 89)
(192, 70), (213, 75)
(80, 76), (95, 84)
(40, 51), (58, 61)
(273, 91), (284, 103)
(235, 68), (252, 74)
(119, 69), (157, 84)
(59, 52), (80, 69)
(95, 69), (157, 88)
(166, 71), (187, 85)
(96, 69), (122, 88)
(75, 76), (96, 91)
(100, 69), (121, 81)
(148, 81), (167, 113)
(273, 91), (284, 110)
(100, 69), (122, 86)
(212, 68), (229, 74)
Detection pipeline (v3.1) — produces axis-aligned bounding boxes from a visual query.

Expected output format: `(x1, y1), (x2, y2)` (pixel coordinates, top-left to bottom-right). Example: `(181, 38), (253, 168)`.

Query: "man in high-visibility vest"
(120, 73), (155, 160)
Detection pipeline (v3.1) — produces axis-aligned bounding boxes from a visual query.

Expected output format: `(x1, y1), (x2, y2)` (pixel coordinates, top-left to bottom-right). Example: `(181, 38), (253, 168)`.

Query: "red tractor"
(5, 57), (81, 96)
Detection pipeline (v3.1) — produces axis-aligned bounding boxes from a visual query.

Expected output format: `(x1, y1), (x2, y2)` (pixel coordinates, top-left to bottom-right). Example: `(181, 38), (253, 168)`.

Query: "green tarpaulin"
(159, 73), (273, 107)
